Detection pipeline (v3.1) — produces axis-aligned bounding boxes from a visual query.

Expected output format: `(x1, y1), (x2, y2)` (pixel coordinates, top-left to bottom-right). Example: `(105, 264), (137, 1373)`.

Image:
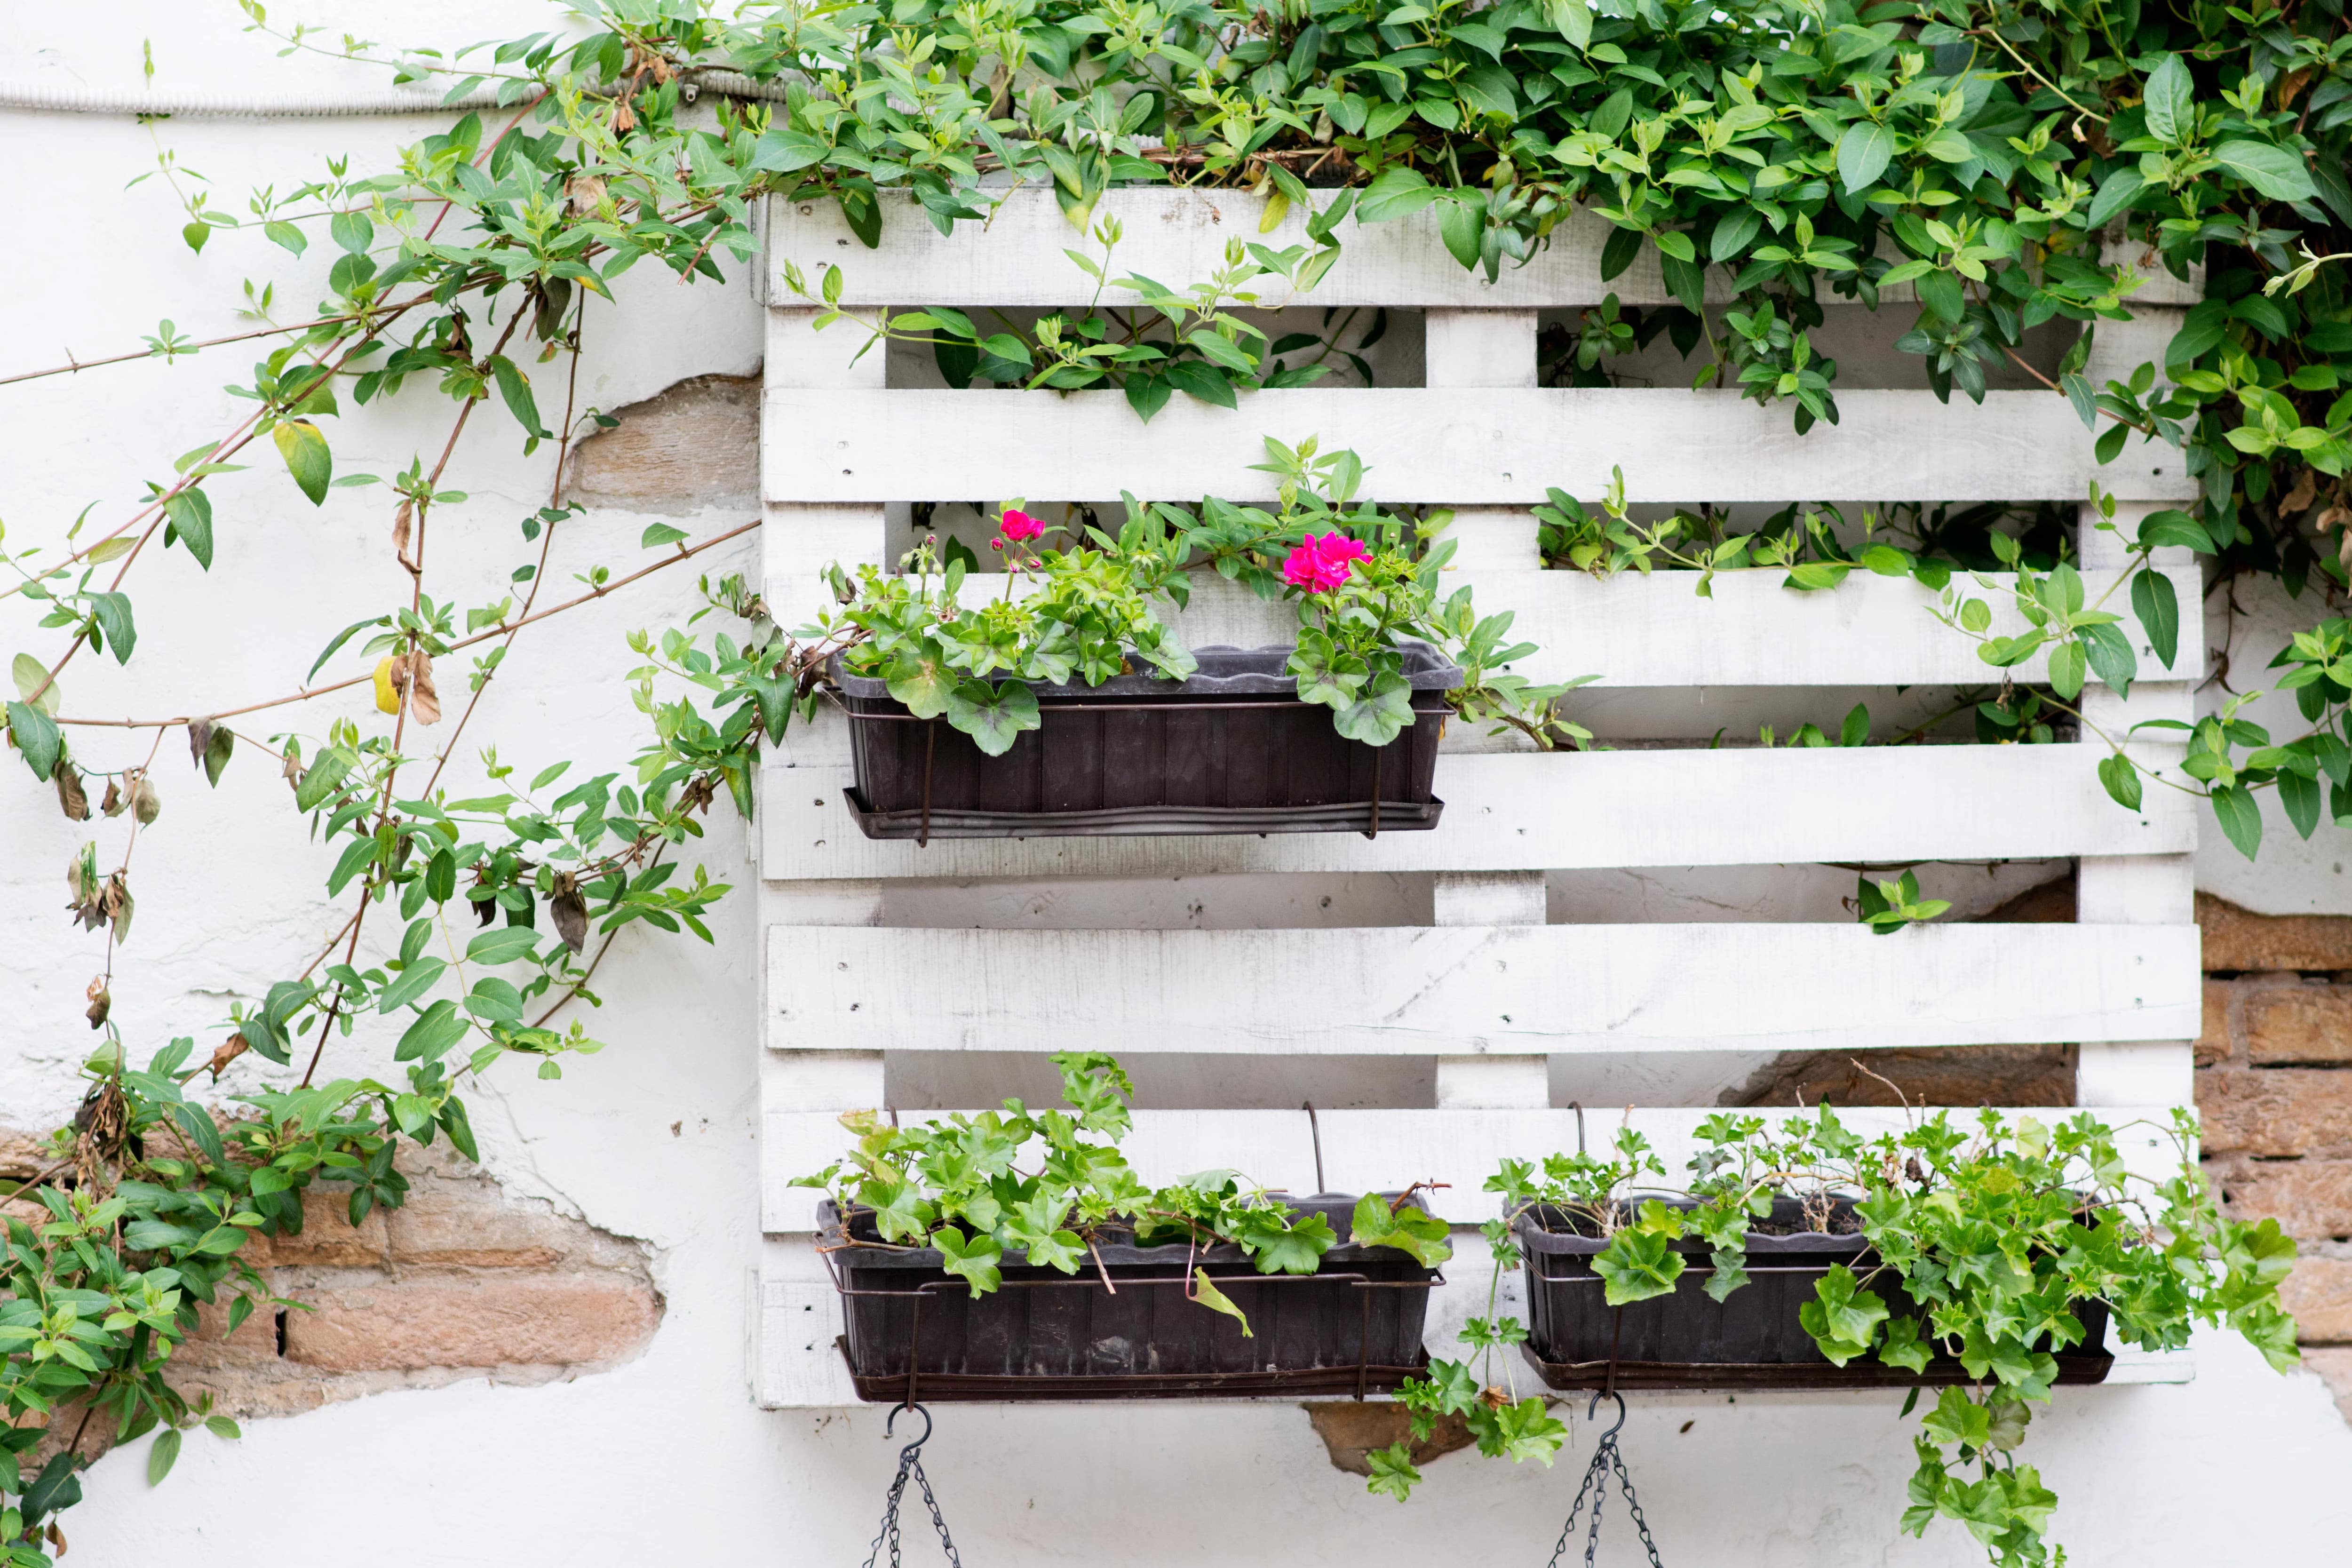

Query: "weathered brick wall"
(2194, 894), (2352, 1420)
(0, 1137), (663, 1440)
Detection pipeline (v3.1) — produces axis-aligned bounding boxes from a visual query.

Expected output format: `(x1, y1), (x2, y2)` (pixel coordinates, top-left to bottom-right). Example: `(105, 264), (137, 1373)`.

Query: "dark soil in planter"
(1515, 1197), (2115, 1392)
(821, 1194), (1439, 1401)
(831, 644), (1460, 840)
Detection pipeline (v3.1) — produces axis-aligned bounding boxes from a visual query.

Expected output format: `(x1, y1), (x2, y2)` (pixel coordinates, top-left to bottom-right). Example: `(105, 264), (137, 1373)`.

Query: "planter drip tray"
(838, 1344), (1430, 1403)
(832, 644), (1460, 841)
(1518, 1348), (2114, 1393)
(841, 790), (1445, 841)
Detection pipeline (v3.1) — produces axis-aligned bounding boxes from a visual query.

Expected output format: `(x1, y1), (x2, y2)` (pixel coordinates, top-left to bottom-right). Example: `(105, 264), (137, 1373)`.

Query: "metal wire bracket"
(862, 1402), (964, 1568)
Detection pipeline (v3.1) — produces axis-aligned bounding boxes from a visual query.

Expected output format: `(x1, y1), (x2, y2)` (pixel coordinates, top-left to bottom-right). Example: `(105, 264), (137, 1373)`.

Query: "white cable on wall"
(0, 69), (787, 119)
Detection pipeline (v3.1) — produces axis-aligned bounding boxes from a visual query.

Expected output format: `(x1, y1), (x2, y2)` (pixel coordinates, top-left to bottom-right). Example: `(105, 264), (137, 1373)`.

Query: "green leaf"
(2212, 141), (2316, 202)
(396, 999), (469, 1063)
(944, 678), (1041, 757)
(1836, 121), (1893, 195)
(641, 522), (689, 549)
(2079, 621), (2136, 698)
(2098, 752), (2144, 812)
(85, 590), (136, 664)
(2281, 767), (2322, 840)
(328, 209), (374, 255)
(272, 419), (333, 506)
(749, 128), (829, 173)
(147, 1428), (181, 1486)
(2047, 640), (2087, 700)
(204, 1416), (242, 1441)
(1547, 0), (1592, 50)
(6, 700), (61, 781)
(1591, 1228), (1684, 1305)
(1356, 167), (1442, 223)
(294, 747), (353, 812)
(1189, 1267), (1252, 1336)
(2131, 569), (2179, 669)
(467, 926), (540, 965)
(11, 653), (59, 716)
(2141, 54), (2193, 145)
(1364, 1442), (1422, 1502)
(1349, 1194), (1452, 1267)
(377, 955), (447, 1013)
(164, 488), (215, 570)
(486, 355), (547, 439)
(1709, 206), (1760, 265)
(2210, 783), (2263, 860)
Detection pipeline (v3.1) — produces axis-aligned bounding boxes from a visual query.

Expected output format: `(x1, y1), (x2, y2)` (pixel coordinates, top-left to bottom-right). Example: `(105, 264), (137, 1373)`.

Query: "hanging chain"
(861, 1403), (963, 1568)
(1541, 1393), (1662, 1568)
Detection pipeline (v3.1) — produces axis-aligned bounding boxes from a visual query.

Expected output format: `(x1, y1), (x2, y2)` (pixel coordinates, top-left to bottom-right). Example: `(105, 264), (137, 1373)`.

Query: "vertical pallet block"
(751, 192), (2206, 1404)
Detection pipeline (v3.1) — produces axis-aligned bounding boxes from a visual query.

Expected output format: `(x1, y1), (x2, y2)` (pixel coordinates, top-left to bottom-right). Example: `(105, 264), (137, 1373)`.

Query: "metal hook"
(1569, 1100), (1586, 1156)
(1302, 1100), (1327, 1193)
(1586, 1389), (1627, 1442)
(885, 1400), (933, 1449)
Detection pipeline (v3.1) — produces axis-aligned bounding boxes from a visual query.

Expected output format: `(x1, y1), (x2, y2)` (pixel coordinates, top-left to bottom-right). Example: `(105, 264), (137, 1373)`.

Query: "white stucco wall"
(5, 6), (2351, 1564)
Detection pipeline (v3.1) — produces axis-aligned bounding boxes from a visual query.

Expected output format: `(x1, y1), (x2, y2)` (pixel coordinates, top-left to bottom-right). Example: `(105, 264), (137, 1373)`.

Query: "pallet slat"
(765, 923), (2200, 1058)
(757, 741), (2192, 881)
(764, 386), (2196, 506)
(766, 189), (2201, 311)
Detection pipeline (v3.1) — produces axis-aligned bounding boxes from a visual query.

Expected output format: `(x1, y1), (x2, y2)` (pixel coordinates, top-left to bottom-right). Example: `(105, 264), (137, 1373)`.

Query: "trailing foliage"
(791, 1051), (1449, 1326)
(1371, 1109), (2299, 1567)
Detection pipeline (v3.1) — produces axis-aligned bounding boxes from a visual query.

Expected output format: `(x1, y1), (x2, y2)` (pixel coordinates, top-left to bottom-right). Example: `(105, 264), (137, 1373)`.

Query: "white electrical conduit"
(0, 69), (787, 118)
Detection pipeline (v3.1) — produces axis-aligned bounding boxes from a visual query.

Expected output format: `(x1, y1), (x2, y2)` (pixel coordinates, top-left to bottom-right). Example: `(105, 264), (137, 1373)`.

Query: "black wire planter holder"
(1542, 1391), (1663, 1568)
(861, 1402), (962, 1568)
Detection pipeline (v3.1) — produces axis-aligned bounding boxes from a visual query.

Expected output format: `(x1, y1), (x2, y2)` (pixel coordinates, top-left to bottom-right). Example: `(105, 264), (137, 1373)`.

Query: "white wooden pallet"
(750, 191), (2202, 1407)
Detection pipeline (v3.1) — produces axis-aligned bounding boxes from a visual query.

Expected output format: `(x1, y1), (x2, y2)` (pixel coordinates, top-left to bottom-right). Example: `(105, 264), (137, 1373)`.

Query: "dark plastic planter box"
(1514, 1198), (2115, 1391)
(831, 644), (1461, 841)
(821, 1195), (1440, 1402)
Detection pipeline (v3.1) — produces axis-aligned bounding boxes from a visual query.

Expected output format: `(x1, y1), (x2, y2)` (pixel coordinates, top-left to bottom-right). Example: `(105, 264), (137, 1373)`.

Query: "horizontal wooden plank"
(759, 565), (2205, 692)
(757, 740), (2194, 882)
(765, 923), (2200, 1059)
(763, 387), (2198, 505)
(759, 1103), (2190, 1233)
(766, 189), (2201, 310)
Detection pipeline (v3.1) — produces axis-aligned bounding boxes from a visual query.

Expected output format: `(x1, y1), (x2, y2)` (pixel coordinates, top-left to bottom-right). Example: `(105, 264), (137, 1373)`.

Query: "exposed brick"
(2215, 1157), (2352, 1242)
(171, 1291), (284, 1373)
(242, 1188), (388, 1266)
(385, 1185), (564, 1268)
(283, 1275), (660, 1372)
(2302, 1346), (2352, 1425)
(2244, 985), (2352, 1065)
(2198, 1068), (2352, 1157)
(1727, 1043), (2074, 1109)
(1304, 1402), (1475, 1475)
(564, 373), (757, 515)
(2197, 979), (2233, 1066)
(2198, 893), (2352, 973)
(2280, 1253), (2352, 1342)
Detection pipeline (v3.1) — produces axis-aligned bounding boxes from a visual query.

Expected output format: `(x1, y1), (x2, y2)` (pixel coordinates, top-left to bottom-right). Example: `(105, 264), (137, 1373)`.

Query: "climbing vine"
(0, 0), (2348, 1558)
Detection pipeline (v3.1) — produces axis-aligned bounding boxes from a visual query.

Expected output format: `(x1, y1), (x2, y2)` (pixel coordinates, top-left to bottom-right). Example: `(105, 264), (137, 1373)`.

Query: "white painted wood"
(765, 923), (2201, 1059)
(759, 1102), (2187, 1234)
(763, 309), (887, 625)
(754, 1244), (858, 1407)
(763, 387), (2200, 507)
(2074, 463), (2200, 1109)
(757, 741), (2197, 883)
(1433, 871), (1547, 926)
(762, 563), (2205, 692)
(1435, 870), (1549, 1109)
(1426, 308), (1538, 388)
(766, 189), (2202, 310)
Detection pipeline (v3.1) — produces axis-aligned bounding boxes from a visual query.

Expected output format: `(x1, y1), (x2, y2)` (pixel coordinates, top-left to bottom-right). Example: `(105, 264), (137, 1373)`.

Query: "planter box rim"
(819, 1192), (1438, 1271)
(829, 640), (1462, 700)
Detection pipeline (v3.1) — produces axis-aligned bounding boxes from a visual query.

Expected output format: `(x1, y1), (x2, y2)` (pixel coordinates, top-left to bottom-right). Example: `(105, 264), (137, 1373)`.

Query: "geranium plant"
(1371, 1107), (2300, 1568)
(803, 435), (1588, 756)
(792, 1051), (1450, 1329)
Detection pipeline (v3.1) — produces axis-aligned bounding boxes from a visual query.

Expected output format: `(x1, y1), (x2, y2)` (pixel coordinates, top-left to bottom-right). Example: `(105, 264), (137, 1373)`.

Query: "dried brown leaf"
(84, 977), (110, 1031)
(551, 889), (589, 954)
(206, 1033), (249, 1080)
(2283, 467), (2318, 516)
(99, 779), (122, 817)
(392, 497), (413, 563)
(54, 768), (88, 821)
(129, 772), (159, 826)
(407, 652), (441, 725)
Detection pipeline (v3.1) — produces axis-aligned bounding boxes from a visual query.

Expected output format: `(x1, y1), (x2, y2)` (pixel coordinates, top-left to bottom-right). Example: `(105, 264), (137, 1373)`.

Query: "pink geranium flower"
(997, 507), (1045, 542)
(1281, 532), (1370, 594)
